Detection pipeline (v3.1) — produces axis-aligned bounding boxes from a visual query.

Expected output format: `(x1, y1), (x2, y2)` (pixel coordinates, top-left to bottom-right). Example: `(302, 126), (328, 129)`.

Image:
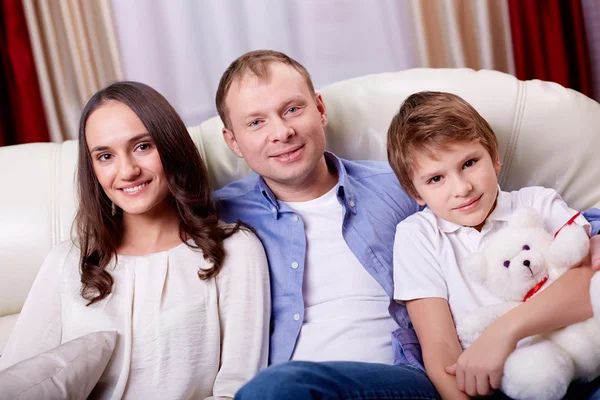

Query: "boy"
(387, 91), (593, 399)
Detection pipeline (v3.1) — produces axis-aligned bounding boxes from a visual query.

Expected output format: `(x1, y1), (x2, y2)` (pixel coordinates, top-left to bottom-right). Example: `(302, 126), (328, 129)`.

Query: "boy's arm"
(406, 298), (473, 400)
(447, 263), (595, 393)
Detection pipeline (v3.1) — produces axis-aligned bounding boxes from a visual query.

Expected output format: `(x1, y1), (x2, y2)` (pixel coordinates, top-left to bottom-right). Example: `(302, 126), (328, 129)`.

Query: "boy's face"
(411, 141), (500, 231)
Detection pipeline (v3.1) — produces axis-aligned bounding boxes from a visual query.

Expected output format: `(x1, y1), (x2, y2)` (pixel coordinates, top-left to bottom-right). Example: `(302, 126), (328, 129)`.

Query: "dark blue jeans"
(234, 360), (440, 399)
(488, 376), (600, 400)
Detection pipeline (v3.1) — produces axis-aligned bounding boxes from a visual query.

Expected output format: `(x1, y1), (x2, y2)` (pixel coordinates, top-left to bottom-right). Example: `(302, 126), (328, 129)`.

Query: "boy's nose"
(453, 177), (473, 196)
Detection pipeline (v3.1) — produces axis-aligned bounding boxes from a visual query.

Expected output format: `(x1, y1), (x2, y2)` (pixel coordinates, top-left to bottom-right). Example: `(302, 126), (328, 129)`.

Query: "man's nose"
(272, 118), (295, 142)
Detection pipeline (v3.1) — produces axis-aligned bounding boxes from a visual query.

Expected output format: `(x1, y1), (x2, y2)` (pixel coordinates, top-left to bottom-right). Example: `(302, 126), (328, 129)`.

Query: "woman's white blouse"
(0, 230), (270, 399)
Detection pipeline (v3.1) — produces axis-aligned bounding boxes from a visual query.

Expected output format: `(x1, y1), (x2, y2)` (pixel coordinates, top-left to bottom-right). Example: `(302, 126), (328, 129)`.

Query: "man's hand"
(445, 319), (518, 397)
(591, 235), (600, 271)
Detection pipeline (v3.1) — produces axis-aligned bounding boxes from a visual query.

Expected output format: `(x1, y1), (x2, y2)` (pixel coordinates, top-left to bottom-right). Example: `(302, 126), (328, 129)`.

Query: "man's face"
(222, 62), (328, 195)
(411, 141), (501, 231)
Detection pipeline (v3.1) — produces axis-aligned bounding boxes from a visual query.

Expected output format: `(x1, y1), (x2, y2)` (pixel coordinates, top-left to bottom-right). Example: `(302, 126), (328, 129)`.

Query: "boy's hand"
(445, 320), (518, 397)
(591, 235), (600, 271)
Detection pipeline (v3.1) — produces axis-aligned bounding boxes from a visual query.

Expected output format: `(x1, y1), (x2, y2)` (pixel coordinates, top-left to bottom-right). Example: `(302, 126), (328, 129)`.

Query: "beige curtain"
(21, 0), (123, 142)
(409, 0), (515, 74)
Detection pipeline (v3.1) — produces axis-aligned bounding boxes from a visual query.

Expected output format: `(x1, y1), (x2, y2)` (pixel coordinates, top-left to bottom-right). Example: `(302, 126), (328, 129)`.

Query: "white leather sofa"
(2, 68), (600, 353)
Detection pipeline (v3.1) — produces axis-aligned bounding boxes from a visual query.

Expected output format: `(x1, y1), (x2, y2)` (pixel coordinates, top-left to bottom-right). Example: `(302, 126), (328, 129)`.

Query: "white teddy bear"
(456, 208), (600, 400)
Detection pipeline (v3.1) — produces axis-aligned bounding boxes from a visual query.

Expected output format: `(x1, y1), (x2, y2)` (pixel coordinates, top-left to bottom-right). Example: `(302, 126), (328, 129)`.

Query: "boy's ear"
(414, 195), (426, 206)
(494, 153), (501, 174)
(222, 128), (244, 159)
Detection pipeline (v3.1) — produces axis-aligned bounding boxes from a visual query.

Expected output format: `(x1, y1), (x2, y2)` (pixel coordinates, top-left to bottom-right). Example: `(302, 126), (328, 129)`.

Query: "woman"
(0, 81), (270, 399)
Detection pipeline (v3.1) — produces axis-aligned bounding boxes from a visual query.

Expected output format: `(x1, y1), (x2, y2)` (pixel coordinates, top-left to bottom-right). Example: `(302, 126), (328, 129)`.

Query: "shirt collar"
(436, 185), (508, 233)
(255, 151), (356, 217)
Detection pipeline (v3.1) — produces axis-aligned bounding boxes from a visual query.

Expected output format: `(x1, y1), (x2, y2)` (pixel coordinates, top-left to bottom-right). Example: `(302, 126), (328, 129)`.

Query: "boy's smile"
(411, 141), (501, 231)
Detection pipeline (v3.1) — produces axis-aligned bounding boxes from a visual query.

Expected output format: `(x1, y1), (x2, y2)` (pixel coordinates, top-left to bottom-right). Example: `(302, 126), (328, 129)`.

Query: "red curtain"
(0, 0), (50, 147)
(508, 0), (592, 98)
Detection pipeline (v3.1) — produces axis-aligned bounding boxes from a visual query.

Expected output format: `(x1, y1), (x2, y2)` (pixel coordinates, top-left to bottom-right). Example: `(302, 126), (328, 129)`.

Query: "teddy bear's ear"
(508, 208), (543, 229)
(465, 252), (488, 284)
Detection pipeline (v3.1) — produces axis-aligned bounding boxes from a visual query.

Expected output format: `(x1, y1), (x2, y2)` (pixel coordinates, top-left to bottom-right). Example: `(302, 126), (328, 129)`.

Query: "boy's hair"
(215, 49), (315, 129)
(387, 91), (499, 199)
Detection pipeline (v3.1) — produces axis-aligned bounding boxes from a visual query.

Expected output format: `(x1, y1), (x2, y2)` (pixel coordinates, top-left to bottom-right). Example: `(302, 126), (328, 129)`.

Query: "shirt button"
(271, 206), (276, 213)
(291, 261), (299, 269)
(293, 313), (300, 321)
(293, 215), (299, 222)
(349, 200), (356, 208)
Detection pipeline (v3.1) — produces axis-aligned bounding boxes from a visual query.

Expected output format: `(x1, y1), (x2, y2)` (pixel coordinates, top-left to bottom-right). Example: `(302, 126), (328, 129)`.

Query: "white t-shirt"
(283, 185), (398, 364)
(393, 186), (589, 346)
(0, 230), (270, 400)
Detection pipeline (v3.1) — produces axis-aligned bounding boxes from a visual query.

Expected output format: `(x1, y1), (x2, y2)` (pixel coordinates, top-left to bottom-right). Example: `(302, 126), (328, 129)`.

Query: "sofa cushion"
(0, 331), (116, 400)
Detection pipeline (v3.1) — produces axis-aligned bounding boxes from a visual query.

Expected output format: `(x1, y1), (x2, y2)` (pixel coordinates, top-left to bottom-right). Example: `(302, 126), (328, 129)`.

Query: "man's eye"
(288, 107), (298, 113)
(249, 120), (261, 127)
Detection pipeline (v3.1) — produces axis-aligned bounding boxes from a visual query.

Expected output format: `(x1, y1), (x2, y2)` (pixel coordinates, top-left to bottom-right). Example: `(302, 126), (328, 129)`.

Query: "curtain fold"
(581, 0), (600, 101)
(0, 0), (50, 146)
(409, 0), (515, 74)
(21, 0), (123, 142)
(508, 0), (592, 97)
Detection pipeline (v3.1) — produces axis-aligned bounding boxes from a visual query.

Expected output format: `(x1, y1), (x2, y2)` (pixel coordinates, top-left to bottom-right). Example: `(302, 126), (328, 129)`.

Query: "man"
(214, 50), (600, 399)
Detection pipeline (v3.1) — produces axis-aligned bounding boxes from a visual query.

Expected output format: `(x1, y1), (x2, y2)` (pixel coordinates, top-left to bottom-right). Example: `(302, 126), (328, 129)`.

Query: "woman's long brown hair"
(76, 81), (240, 305)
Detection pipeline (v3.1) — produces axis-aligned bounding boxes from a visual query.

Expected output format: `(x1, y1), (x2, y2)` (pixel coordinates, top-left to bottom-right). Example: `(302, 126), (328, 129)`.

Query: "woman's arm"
(407, 298), (471, 400)
(0, 242), (69, 370)
(211, 230), (270, 399)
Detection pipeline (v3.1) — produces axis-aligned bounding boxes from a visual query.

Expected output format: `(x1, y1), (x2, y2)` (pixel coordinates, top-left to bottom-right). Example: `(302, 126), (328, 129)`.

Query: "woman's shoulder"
(219, 227), (268, 274)
(46, 239), (80, 262)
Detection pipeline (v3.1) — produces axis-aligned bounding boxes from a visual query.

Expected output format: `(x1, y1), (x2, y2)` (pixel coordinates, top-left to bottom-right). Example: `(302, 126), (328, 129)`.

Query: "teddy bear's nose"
(523, 260), (531, 267)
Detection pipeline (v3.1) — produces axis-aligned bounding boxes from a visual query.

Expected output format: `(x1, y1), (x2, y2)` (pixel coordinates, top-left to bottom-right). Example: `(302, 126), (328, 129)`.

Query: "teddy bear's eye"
(503, 260), (510, 268)
(523, 245), (530, 251)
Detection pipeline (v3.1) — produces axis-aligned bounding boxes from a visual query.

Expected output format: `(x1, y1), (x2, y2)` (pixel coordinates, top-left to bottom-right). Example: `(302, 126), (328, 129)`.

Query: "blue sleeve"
(582, 208), (600, 236)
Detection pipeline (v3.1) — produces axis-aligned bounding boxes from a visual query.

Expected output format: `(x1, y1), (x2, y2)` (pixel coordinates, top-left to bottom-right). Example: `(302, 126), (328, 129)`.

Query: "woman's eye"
(136, 143), (151, 151)
(503, 260), (510, 268)
(98, 154), (111, 161)
(523, 245), (530, 250)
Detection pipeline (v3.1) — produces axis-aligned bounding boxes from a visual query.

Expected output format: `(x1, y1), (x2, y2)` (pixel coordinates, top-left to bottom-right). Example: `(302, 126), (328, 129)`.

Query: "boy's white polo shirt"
(393, 186), (589, 346)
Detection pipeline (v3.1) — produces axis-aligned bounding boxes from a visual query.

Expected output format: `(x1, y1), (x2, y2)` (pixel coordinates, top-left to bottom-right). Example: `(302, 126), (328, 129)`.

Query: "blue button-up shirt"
(215, 152), (425, 370)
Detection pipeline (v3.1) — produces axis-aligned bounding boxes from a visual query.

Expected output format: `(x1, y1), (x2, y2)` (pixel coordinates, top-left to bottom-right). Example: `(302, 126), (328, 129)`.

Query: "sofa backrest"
(1, 68), (600, 351)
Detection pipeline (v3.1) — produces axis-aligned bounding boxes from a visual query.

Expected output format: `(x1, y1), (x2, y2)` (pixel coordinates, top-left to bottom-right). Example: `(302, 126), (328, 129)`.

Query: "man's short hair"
(387, 91), (499, 199)
(215, 50), (315, 129)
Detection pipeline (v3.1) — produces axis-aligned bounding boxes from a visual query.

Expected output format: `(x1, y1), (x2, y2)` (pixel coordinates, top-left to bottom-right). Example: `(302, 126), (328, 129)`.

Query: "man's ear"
(315, 93), (328, 127)
(222, 128), (244, 159)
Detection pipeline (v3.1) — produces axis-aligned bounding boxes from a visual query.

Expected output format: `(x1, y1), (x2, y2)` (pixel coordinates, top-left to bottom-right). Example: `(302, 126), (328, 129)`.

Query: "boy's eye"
(463, 159), (477, 168)
(428, 175), (442, 184)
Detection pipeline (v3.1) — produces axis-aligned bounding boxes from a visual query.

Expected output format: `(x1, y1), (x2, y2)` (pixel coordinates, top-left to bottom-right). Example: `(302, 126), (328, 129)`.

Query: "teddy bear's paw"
(455, 319), (485, 348)
(502, 339), (574, 400)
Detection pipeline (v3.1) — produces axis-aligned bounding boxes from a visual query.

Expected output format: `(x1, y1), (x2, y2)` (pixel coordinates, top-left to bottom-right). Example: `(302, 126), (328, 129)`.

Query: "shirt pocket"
(391, 326), (426, 374)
